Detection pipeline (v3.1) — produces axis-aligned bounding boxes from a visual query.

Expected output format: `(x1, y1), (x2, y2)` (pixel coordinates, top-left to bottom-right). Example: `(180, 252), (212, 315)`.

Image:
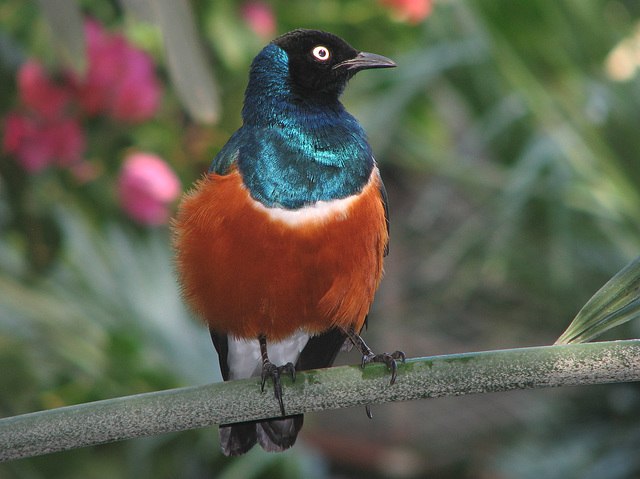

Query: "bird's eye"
(312, 46), (331, 62)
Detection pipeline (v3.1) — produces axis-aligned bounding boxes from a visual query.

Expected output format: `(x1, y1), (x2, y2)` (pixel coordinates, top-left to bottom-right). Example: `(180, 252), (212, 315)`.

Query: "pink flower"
(2, 112), (85, 173)
(241, 2), (277, 40)
(379, 0), (433, 24)
(17, 60), (73, 120)
(118, 153), (181, 225)
(74, 19), (161, 123)
(4, 58), (85, 173)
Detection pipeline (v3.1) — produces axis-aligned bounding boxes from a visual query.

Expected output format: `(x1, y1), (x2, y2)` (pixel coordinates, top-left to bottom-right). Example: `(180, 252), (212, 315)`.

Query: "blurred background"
(2, 0), (640, 477)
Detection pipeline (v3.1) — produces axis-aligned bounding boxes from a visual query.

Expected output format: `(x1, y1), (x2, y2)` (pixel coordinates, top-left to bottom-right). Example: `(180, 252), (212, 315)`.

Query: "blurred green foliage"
(2, 0), (640, 477)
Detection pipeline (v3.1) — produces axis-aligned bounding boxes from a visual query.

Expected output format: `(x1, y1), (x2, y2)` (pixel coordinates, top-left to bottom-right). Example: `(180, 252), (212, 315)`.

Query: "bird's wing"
(295, 328), (347, 371)
(209, 330), (231, 380)
(377, 169), (390, 257)
(208, 128), (245, 175)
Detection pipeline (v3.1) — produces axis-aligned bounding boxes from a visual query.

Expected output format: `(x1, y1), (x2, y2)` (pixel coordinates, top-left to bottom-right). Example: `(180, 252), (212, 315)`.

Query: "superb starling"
(174, 29), (403, 456)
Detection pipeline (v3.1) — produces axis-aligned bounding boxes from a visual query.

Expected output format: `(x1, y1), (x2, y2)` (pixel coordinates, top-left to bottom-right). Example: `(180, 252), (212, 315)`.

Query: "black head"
(271, 29), (396, 97)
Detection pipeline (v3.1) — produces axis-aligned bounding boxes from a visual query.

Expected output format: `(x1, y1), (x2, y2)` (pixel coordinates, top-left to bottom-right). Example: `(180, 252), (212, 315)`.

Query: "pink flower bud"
(379, 0), (433, 24)
(241, 2), (277, 40)
(118, 153), (181, 225)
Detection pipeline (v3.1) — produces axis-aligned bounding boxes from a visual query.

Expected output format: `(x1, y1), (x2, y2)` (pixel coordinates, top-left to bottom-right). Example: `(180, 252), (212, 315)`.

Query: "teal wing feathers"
(208, 129), (245, 175)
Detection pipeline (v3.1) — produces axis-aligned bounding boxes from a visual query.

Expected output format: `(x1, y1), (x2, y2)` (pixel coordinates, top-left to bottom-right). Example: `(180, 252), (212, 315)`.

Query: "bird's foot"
(260, 360), (296, 416)
(346, 328), (405, 385)
(361, 350), (405, 419)
(361, 350), (406, 385)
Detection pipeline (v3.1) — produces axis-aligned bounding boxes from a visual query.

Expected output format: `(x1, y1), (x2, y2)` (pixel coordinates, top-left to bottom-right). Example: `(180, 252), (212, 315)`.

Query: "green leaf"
(556, 255), (640, 344)
(151, 0), (220, 124)
(36, 0), (86, 73)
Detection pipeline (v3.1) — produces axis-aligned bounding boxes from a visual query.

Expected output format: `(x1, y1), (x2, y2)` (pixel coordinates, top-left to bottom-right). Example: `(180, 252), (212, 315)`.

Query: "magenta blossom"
(74, 19), (161, 123)
(379, 0), (433, 24)
(241, 2), (277, 40)
(17, 60), (73, 120)
(118, 153), (181, 225)
(3, 58), (85, 173)
(3, 112), (85, 173)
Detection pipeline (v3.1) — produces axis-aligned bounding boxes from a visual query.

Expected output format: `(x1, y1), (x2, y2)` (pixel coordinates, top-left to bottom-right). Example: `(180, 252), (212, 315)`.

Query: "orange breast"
(173, 168), (388, 341)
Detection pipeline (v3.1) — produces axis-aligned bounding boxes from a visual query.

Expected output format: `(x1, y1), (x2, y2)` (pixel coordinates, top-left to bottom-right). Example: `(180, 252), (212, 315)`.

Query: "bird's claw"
(361, 350), (406, 385)
(261, 361), (296, 416)
(365, 404), (373, 419)
(363, 351), (405, 418)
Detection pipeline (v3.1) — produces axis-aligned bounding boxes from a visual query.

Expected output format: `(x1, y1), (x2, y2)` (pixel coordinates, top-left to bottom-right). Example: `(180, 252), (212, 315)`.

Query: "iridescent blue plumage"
(209, 43), (374, 209)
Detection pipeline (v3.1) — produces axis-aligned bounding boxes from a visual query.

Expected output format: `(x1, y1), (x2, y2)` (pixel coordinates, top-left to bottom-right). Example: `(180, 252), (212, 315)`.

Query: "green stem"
(2, 340), (639, 462)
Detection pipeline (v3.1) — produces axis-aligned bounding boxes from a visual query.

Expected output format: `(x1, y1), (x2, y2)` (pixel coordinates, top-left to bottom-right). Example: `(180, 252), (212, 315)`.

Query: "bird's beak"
(333, 51), (397, 71)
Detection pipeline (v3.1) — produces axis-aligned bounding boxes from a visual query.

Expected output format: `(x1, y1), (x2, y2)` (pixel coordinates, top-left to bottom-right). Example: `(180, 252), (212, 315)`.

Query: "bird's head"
(243, 29), (395, 123)
(269, 29), (396, 98)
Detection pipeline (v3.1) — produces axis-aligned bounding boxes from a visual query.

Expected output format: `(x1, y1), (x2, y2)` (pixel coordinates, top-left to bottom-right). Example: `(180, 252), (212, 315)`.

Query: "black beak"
(333, 51), (397, 72)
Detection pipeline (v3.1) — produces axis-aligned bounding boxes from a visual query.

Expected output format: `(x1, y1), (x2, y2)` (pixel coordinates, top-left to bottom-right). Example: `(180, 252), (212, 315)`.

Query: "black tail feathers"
(219, 415), (304, 457)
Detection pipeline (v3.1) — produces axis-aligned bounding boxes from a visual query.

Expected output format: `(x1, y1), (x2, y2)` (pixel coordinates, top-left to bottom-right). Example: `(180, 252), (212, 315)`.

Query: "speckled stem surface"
(2, 340), (639, 462)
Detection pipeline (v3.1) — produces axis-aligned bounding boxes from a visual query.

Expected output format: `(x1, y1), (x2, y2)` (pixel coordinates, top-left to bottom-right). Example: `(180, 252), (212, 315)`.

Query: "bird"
(173, 29), (404, 457)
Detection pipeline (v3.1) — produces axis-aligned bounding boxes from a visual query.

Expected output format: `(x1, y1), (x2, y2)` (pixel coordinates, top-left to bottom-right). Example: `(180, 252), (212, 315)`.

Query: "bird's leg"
(345, 328), (405, 385)
(259, 335), (296, 416)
